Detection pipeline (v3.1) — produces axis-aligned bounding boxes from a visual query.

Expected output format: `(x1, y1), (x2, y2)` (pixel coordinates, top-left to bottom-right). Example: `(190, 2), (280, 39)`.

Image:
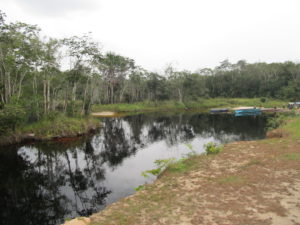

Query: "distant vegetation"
(92, 98), (286, 113)
(1, 10), (300, 135)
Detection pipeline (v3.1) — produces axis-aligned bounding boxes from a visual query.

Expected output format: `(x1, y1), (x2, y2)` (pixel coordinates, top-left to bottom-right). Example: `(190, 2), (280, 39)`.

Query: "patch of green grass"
(217, 175), (245, 184)
(241, 159), (263, 169)
(167, 158), (191, 173)
(142, 158), (176, 177)
(282, 153), (300, 161)
(92, 101), (187, 112)
(282, 117), (300, 139)
(92, 98), (286, 113)
(134, 185), (145, 191)
(21, 115), (99, 138)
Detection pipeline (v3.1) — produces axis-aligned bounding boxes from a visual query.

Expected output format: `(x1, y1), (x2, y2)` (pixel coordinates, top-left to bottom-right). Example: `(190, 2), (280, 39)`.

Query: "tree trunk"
(43, 80), (47, 115)
(82, 77), (89, 115)
(47, 80), (51, 112)
(17, 72), (26, 101)
(178, 88), (183, 103)
(72, 83), (77, 101)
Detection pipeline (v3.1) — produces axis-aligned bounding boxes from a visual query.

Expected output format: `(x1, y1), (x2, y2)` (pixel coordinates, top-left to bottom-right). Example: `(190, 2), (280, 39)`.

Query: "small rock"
(61, 217), (91, 225)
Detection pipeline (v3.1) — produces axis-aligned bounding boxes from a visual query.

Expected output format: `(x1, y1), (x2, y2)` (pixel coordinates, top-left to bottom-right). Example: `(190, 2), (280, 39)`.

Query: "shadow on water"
(0, 113), (269, 225)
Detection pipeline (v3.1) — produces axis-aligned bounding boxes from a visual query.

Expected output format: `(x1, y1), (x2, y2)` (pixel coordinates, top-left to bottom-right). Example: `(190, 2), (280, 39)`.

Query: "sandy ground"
(65, 129), (300, 225)
(91, 111), (118, 117)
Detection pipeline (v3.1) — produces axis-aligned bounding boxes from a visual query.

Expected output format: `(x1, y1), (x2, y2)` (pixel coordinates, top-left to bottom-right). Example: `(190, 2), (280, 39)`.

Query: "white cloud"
(1, 0), (300, 71)
(7, 0), (100, 16)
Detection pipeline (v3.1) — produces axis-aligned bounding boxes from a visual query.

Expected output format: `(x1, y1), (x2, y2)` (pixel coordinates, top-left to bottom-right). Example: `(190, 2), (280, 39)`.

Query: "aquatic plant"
(204, 142), (223, 155)
(141, 158), (176, 177)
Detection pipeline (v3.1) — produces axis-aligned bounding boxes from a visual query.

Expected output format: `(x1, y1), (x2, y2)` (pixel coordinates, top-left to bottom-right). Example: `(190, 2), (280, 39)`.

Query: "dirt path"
(86, 129), (300, 225)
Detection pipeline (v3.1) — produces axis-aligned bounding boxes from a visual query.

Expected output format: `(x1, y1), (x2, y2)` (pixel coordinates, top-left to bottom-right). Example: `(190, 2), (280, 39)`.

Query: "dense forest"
(1, 10), (300, 135)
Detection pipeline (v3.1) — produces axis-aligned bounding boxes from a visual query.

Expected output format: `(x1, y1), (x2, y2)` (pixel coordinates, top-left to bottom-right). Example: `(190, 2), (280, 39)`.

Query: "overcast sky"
(1, 0), (300, 72)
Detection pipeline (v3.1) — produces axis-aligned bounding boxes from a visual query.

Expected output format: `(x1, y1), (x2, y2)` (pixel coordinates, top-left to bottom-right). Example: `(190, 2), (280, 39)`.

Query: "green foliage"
(217, 175), (245, 184)
(92, 98), (286, 113)
(142, 158), (175, 177)
(260, 97), (267, 103)
(267, 114), (288, 131)
(282, 153), (300, 161)
(0, 104), (26, 134)
(1, 9), (300, 143)
(182, 143), (197, 158)
(281, 117), (300, 139)
(92, 101), (187, 112)
(134, 185), (145, 191)
(204, 142), (223, 155)
(44, 111), (61, 121)
(185, 143), (193, 151)
(167, 158), (190, 172)
(21, 115), (98, 138)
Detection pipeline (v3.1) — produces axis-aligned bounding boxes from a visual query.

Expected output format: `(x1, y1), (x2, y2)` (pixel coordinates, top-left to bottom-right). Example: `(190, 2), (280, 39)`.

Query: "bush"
(0, 104), (26, 134)
(142, 158), (175, 177)
(45, 111), (61, 120)
(260, 97), (267, 103)
(204, 142), (223, 155)
(266, 114), (289, 131)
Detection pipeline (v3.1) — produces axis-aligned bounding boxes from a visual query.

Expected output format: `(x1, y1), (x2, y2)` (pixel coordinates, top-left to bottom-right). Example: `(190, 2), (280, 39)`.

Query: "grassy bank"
(281, 116), (300, 139)
(92, 98), (286, 113)
(0, 115), (100, 146)
(72, 115), (300, 225)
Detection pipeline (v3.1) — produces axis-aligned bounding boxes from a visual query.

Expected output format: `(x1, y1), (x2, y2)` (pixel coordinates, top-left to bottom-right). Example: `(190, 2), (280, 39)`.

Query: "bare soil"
(88, 129), (300, 225)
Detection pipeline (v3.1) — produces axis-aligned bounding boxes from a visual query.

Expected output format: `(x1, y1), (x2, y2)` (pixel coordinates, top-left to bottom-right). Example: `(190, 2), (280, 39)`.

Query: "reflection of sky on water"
(0, 113), (269, 225)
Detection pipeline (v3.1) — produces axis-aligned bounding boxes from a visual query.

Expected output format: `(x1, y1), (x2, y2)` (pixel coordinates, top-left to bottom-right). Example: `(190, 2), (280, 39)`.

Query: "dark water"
(0, 113), (269, 225)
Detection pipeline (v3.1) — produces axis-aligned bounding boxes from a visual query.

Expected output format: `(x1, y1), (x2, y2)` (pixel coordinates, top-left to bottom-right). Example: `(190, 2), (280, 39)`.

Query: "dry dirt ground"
(77, 127), (300, 225)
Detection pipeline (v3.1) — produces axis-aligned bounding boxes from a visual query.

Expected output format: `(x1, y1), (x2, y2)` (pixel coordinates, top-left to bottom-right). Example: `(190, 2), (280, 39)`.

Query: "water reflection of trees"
(0, 113), (268, 225)
(120, 113), (267, 146)
(99, 118), (137, 167)
(0, 138), (111, 225)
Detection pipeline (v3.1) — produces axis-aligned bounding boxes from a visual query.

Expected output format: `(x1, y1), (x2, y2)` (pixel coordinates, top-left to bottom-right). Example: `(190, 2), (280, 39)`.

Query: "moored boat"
(210, 108), (229, 114)
(233, 107), (261, 116)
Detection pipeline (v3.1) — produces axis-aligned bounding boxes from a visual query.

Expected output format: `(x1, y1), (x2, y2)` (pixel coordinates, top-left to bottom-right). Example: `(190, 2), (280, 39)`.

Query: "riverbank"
(67, 116), (300, 225)
(92, 98), (286, 113)
(0, 116), (100, 146)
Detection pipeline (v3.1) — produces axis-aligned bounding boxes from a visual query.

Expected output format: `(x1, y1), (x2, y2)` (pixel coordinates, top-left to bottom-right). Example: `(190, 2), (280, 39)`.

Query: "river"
(0, 112), (269, 225)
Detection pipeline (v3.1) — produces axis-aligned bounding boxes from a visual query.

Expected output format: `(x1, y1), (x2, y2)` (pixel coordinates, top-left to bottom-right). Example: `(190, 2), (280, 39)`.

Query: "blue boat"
(234, 107), (261, 117)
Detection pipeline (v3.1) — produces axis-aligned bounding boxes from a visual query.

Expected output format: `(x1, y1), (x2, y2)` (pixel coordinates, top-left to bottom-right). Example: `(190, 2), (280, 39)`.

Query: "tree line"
(1, 10), (300, 132)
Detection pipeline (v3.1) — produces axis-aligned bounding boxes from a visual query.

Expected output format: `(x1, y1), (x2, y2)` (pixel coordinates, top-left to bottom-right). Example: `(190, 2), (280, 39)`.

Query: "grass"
(217, 175), (245, 185)
(21, 115), (100, 138)
(243, 159), (263, 168)
(282, 153), (300, 161)
(92, 98), (286, 113)
(0, 114), (99, 145)
(281, 117), (300, 139)
(92, 100), (187, 112)
(167, 157), (195, 173)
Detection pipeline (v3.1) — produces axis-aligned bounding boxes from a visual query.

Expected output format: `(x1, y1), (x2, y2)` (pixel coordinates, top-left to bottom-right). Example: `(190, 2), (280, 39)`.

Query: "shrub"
(266, 114), (287, 131)
(0, 104), (26, 134)
(142, 158), (175, 177)
(260, 97), (267, 103)
(204, 142), (223, 155)
(134, 185), (145, 191)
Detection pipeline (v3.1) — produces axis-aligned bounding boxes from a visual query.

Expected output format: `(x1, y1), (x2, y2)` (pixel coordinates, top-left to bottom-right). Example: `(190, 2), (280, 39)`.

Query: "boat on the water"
(210, 108), (229, 114)
(233, 107), (261, 116)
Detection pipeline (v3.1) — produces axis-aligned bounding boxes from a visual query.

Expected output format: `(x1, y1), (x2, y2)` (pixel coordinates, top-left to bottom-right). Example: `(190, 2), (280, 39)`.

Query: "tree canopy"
(1, 10), (300, 133)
